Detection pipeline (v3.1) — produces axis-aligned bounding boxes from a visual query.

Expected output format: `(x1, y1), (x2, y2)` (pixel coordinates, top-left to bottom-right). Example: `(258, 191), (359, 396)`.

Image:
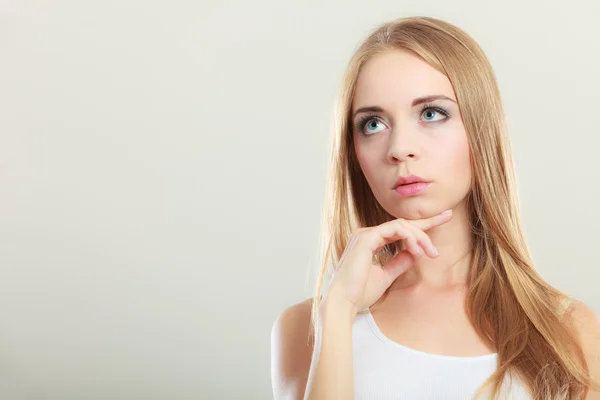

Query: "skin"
(352, 49), (474, 289)
(270, 49), (600, 400)
(349, 49), (490, 358)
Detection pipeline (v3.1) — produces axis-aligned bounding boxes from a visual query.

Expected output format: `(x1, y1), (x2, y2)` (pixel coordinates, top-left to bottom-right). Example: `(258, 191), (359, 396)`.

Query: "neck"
(389, 201), (473, 290)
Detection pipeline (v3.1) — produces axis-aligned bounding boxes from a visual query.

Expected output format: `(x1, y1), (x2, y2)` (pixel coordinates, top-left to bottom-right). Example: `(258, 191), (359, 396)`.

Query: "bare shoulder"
(566, 299), (600, 344)
(567, 299), (600, 325)
(565, 300), (600, 398)
(270, 298), (315, 400)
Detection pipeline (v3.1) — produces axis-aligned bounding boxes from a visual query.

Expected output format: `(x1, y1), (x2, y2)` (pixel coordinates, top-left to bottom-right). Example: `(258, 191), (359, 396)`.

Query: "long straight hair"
(311, 16), (591, 399)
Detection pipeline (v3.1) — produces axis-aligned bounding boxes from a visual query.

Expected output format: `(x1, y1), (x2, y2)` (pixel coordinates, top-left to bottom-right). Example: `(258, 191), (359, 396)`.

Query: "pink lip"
(392, 173), (432, 197)
(394, 182), (431, 196)
(393, 174), (430, 188)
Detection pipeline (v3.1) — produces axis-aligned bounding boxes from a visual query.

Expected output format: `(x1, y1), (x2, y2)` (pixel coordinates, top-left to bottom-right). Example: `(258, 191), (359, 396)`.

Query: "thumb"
(381, 250), (415, 286)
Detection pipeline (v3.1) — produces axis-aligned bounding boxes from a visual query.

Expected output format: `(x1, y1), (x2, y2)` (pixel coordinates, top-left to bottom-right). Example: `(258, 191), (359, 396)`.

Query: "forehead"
(352, 49), (456, 110)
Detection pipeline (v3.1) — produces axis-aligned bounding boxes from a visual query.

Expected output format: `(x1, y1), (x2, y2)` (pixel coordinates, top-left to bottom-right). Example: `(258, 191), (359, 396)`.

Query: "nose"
(386, 128), (418, 163)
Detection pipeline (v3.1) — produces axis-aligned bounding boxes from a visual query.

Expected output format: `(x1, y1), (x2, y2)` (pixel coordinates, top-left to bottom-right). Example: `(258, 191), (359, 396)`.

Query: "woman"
(271, 16), (600, 399)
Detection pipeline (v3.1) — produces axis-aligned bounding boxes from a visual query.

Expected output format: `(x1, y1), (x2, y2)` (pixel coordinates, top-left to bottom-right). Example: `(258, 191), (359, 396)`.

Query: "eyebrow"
(352, 94), (457, 118)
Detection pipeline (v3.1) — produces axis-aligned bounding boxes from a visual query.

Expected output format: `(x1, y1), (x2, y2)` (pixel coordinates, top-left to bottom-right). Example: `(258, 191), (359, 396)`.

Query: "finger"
(408, 209), (453, 231)
(338, 234), (358, 267)
(368, 211), (450, 257)
(362, 209), (451, 256)
(402, 234), (423, 259)
(402, 223), (438, 258)
(381, 250), (415, 284)
(367, 221), (418, 254)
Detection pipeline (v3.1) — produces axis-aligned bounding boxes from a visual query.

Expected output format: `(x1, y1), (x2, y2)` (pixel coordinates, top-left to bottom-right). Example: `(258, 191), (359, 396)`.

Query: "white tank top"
(351, 311), (532, 399)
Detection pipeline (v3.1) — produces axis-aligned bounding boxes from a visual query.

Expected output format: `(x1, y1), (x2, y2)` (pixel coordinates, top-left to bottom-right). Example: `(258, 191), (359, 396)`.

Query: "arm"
(270, 299), (314, 400)
(270, 212), (449, 399)
(569, 301), (600, 399)
(270, 296), (357, 400)
(303, 296), (356, 400)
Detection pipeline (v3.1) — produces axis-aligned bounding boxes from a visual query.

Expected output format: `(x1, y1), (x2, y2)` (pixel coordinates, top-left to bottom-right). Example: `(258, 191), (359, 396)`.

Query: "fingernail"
(433, 246), (439, 257)
(443, 209), (452, 215)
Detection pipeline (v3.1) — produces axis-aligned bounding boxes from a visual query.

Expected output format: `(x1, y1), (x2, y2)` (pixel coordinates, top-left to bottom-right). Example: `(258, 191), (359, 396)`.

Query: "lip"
(394, 182), (431, 196)
(393, 174), (430, 189)
(393, 174), (431, 197)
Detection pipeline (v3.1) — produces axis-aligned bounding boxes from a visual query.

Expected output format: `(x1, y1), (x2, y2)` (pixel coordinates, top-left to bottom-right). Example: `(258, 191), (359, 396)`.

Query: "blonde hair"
(312, 16), (592, 399)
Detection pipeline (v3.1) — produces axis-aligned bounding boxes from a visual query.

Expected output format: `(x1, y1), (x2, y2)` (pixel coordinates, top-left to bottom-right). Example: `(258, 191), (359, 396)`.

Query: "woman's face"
(352, 49), (472, 220)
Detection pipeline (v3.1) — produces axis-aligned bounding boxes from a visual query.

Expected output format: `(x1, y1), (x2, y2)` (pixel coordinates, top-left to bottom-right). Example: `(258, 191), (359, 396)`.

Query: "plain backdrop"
(1, 0), (599, 399)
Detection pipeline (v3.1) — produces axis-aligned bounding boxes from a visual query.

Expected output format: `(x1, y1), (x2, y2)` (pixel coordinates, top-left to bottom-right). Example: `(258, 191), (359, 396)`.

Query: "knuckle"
(415, 229), (428, 239)
(349, 229), (366, 242)
(351, 228), (365, 237)
(357, 230), (374, 242)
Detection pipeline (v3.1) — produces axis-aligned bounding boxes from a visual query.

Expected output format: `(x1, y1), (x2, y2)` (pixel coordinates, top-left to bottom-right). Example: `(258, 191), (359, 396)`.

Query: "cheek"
(355, 150), (377, 184)
(433, 131), (472, 186)
(354, 143), (386, 191)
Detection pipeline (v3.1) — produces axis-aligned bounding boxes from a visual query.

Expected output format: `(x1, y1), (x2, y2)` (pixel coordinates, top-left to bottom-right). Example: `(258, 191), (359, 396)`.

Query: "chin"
(384, 198), (453, 221)
(387, 205), (437, 220)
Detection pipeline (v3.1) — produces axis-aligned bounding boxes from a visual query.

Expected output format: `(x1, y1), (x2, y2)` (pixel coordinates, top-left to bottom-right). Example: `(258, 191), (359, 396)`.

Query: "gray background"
(1, 0), (598, 399)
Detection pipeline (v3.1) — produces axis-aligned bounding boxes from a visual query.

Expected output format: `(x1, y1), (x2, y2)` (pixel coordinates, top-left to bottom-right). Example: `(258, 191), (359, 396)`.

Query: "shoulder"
(566, 299), (600, 348)
(565, 300), (600, 398)
(270, 298), (315, 400)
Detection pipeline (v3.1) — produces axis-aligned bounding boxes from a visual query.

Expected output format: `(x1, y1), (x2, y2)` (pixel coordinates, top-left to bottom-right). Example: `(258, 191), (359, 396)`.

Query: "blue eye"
(364, 118), (385, 134)
(355, 105), (451, 136)
(420, 106), (450, 122)
(355, 115), (386, 136)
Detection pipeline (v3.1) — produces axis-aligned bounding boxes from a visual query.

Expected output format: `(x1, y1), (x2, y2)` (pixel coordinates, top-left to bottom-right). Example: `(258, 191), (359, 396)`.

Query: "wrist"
(319, 292), (358, 324)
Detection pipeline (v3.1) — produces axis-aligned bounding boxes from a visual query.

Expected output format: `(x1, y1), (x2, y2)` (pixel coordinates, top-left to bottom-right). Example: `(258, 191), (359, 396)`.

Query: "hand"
(325, 209), (453, 315)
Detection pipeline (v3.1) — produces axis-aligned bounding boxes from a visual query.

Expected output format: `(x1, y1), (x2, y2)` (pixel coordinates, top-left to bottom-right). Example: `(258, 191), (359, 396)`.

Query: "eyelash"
(354, 104), (451, 135)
